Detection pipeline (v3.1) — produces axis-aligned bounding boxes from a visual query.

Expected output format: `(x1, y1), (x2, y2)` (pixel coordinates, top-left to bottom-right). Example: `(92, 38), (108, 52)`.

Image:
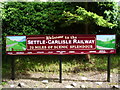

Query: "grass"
(6, 38), (17, 45)
(7, 44), (25, 51)
(0, 82), (7, 86)
(2, 54), (119, 77)
(18, 42), (26, 47)
(96, 39), (115, 49)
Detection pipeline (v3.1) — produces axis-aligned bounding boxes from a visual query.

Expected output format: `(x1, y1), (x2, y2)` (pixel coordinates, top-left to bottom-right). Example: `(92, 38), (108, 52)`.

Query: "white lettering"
(27, 40), (45, 44)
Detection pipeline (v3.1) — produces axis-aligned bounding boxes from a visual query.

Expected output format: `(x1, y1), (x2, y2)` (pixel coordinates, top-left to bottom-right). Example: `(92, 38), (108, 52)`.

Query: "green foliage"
(96, 2), (119, 35)
(118, 6), (120, 34)
(1, 81), (7, 86)
(98, 2), (118, 24)
(62, 6), (117, 28)
(2, 2), (81, 35)
(2, 2), (52, 35)
(2, 2), (119, 35)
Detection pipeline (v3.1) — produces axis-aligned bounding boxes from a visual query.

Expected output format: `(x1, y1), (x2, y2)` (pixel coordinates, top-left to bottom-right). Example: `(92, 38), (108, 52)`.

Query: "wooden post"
(107, 54), (111, 82)
(59, 56), (62, 83)
(11, 55), (15, 80)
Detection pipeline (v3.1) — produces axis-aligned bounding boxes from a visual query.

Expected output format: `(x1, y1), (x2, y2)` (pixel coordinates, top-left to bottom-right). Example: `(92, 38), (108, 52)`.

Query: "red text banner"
(6, 34), (116, 55)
